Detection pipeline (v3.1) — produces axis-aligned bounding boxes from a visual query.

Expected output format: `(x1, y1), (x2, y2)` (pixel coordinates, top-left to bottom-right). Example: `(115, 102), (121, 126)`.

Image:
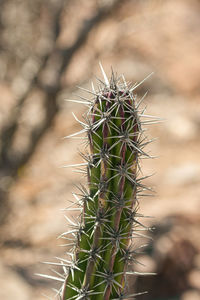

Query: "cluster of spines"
(38, 65), (159, 300)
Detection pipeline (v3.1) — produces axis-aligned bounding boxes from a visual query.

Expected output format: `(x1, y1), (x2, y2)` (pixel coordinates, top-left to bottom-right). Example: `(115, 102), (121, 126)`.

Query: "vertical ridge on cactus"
(40, 65), (157, 300)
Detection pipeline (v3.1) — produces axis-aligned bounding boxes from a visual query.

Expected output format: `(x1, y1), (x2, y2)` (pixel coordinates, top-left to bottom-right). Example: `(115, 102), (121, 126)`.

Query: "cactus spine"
(51, 65), (155, 300)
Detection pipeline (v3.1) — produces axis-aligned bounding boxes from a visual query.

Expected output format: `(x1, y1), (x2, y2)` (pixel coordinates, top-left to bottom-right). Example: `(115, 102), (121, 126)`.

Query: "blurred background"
(0, 0), (200, 299)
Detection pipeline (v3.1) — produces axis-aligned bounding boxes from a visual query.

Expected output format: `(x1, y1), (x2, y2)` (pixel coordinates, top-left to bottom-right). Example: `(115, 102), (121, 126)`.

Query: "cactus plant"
(39, 64), (157, 299)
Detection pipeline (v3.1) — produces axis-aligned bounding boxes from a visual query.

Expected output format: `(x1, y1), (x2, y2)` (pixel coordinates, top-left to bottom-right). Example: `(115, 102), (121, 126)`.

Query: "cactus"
(39, 64), (157, 299)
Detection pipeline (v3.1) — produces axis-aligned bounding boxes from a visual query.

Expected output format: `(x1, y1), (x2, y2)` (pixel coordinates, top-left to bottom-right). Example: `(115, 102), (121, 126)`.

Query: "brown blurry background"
(0, 0), (200, 299)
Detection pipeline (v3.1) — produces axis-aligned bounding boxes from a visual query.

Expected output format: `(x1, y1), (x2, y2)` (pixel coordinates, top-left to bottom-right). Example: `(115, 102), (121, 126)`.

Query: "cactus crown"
(39, 65), (157, 300)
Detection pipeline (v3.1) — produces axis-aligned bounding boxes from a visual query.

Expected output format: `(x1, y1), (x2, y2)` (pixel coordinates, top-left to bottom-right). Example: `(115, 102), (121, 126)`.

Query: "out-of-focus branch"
(1, 0), (121, 177)
(13, 0), (122, 171)
(0, 0), (121, 223)
(0, 0), (65, 173)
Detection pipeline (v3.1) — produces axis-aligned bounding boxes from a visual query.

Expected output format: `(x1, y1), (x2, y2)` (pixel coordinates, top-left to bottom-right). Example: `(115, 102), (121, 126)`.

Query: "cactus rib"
(56, 66), (156, 300)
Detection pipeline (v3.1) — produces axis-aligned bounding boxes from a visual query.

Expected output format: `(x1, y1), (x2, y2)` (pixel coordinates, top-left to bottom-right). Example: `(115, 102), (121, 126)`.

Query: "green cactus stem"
(38, 65), (157, 300)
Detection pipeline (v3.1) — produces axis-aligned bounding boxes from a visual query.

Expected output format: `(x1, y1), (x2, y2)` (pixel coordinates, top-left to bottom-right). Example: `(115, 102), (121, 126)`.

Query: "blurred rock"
(165, 163), (200, 186)
(133, 215), (199, 300)
(0, 262), (32, 300)
(188, 269), (200, 290)
(165, 115), (199, 142)
(134, 255), (156, 274)
(181, 290), (200, 300)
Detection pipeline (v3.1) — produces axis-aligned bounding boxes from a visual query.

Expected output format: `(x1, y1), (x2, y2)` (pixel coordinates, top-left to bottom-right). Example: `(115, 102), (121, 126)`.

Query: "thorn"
(126, 271), (156, 276)
(64, 215), (77, 227)
(130, 72), (154, 92)
(135, 91), (148, 109)
(77, 85), (98, 96)
(63, 129), (87, 139)
(62, 162), (88, 168)
(121, 74), (128, 88)
(91, 81), (96, 93)
(72, 112), (87, 127)
(138, 113), (164, 120)
(99, 62), (110, 86)
(141, 120), (164, 125)
(35, 273), (65, 282)
(64, 99), (91, 105)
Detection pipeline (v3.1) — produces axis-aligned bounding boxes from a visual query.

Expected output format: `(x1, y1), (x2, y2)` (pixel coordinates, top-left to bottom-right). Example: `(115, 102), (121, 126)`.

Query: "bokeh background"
(0, 0), (200, 299)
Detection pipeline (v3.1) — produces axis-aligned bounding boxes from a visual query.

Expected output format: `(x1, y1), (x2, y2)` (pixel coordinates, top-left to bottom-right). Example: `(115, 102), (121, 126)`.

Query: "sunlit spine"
(47, 65), (157, 300)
